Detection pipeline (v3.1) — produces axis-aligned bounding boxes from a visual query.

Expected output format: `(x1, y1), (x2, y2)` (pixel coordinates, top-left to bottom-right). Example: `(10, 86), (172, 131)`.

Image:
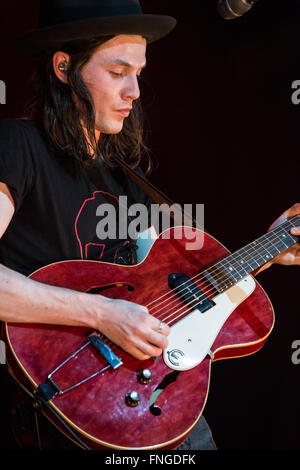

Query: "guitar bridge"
(88, 332), (123, 369)
(37, 334), (122, 401)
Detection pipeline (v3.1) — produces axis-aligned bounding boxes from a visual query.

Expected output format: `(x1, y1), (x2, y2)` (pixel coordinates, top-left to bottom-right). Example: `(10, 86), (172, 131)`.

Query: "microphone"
(217, 0), (259, 20)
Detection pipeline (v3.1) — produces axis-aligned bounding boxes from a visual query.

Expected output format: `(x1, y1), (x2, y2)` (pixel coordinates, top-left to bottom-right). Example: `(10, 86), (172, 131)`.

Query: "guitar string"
(146, 239), (290, 319)
(144, 220), (298, 319)
(145, 218), (298, 313)
(148, 222), (299, 324)
(95, 220), (299, 353)
(50, 217), (300, 379)
(94, 220), (299, 350)
(147, 229), (282, 316)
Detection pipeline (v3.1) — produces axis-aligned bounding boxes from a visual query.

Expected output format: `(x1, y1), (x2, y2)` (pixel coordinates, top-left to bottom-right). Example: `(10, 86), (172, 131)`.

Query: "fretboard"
(203, 215), (300, 293)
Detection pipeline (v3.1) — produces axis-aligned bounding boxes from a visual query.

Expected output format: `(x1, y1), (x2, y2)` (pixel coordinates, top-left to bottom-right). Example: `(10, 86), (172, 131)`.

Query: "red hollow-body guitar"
(4, 219), (300, 450)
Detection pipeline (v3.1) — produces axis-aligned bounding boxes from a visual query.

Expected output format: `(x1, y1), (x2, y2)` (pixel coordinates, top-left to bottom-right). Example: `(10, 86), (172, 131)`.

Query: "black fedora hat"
(16, 0), (177, 56)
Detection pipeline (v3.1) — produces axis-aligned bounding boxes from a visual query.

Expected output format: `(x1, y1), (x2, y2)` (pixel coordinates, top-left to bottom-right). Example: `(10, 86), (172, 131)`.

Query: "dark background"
(1, 0), (300, 451)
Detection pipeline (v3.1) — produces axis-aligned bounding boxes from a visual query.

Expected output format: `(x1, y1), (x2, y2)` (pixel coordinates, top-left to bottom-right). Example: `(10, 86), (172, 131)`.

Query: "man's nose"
(122, 74), (140, 102)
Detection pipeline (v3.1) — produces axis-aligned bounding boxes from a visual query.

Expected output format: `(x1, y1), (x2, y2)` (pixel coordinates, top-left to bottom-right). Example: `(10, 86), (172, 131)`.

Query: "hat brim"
(16, 14), (177, 55)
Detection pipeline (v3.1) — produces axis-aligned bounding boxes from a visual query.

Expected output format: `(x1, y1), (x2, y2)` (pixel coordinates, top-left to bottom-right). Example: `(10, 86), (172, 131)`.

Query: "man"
(0, 0), (217, 450)
(0, 0), (299, 451)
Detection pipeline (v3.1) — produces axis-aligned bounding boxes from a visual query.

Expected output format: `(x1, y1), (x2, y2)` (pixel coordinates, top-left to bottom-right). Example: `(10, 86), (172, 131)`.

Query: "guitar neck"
(203, 215), (300, 294)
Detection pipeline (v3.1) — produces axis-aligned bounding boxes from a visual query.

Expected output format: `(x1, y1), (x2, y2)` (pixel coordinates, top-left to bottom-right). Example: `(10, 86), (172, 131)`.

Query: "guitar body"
(4, 227), (274, 450)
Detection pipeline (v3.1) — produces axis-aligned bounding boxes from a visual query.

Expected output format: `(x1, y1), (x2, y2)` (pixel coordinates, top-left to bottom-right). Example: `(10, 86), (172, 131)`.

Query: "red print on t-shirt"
(74, 190), (131, 262)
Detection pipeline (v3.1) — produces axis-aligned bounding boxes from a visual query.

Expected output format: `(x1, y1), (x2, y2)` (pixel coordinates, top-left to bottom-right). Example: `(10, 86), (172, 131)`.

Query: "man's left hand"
(268, 203), (300, 267)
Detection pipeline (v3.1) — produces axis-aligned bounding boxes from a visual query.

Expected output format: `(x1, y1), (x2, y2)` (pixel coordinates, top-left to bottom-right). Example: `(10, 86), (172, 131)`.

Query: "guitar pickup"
(168, 273), (214, 313)
(88, 333), (123, 369)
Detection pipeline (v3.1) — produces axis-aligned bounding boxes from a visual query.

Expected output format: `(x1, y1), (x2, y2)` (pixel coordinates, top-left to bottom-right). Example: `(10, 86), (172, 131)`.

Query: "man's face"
(80, 35), (147, 135)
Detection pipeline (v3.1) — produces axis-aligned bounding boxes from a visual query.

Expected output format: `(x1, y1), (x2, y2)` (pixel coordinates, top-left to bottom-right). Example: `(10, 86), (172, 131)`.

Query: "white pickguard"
(163, 275), (256, 371)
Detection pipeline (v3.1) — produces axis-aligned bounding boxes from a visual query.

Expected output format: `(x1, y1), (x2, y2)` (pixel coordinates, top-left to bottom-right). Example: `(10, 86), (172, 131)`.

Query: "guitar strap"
(114, 155), (202, 230)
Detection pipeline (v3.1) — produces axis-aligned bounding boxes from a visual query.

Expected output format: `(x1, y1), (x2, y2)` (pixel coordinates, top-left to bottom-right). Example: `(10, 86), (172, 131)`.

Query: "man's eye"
(110, 71), (123, 78)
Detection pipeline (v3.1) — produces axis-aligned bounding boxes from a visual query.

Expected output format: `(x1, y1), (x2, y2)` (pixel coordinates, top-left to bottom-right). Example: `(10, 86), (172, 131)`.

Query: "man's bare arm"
(0, 183), (169, 360)
(0, 182), (14, 237)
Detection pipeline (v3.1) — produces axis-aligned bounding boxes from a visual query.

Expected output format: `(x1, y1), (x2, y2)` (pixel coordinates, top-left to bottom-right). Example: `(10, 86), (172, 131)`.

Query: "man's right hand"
(0, 181), (171, 361)
(92, 296), (171, 361)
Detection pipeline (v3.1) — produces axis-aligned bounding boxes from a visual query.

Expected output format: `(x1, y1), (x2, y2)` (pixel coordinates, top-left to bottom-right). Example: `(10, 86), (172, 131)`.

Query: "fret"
(202, 265), (234, 294)
(217, 257), (247, 283)
(275, 222), (299, 247)
(261, 236), (281, 255)
(202, 215), (300, 293)
(270, 230), (292, 252)
(238, 239), (272, 268)
(253, 238), (278, 261)
(237, 245), (261, 270)
(288, 217), (300, 229)
(275, 230), (296, 247)
(242, 241), (271, 266)
(230, 249), (253, 272)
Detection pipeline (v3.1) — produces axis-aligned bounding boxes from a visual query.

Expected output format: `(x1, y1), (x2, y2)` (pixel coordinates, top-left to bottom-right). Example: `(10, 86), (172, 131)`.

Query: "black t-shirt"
(0, 118), (151, 276)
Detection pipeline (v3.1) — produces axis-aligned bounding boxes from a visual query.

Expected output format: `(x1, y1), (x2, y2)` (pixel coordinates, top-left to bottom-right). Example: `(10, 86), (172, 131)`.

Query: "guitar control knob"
(137, 369), (152, 384)
(125, 391), (140, 407)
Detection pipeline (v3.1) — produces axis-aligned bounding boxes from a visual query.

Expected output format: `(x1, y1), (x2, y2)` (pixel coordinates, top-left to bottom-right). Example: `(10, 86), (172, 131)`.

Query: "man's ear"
(53, 51), (70, 83)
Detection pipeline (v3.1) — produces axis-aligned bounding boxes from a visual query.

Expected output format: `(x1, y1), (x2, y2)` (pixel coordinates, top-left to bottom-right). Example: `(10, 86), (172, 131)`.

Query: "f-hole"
(86, 283), (135, 294)
(149, 370), (180, 416)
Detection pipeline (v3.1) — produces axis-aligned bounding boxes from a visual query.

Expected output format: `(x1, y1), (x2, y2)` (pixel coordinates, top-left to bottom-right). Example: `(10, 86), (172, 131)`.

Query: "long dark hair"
(26, 36), (152, 172)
